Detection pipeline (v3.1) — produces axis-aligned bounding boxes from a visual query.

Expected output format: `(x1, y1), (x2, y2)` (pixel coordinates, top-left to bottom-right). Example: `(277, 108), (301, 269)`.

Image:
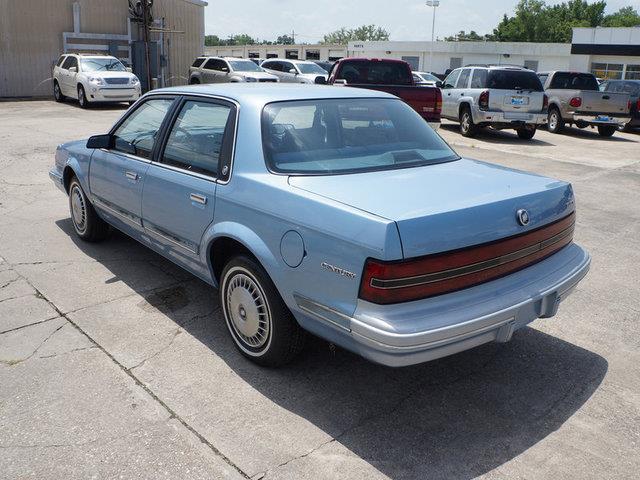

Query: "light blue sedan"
(49, 84), (590, 367)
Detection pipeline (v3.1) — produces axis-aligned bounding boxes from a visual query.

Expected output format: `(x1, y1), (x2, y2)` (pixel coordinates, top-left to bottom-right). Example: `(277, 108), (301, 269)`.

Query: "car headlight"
(88, 77), (106, 86)
(245, 77), (257, 82)
(129, 76), (140, 85)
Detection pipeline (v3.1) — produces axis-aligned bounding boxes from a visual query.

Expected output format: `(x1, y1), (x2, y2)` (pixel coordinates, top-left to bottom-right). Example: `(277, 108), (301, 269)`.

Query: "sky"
(204, 0), (632, 43)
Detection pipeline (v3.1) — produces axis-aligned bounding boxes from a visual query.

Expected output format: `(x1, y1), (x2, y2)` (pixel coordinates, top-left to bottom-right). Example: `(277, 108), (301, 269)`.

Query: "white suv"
(53, 54), (141, 108)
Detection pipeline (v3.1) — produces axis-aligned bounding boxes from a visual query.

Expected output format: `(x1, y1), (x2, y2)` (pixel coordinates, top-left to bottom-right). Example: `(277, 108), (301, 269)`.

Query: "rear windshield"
(262, 98), (458, 175)
(485, 70), (544, 91)
(549, 72), (599, 90)
(336, 61), (412, 85)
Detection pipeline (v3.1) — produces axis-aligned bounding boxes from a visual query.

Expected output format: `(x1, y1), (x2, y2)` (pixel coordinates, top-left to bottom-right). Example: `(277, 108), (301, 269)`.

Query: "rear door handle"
(124, 171), (139, 181)
(190, 193), (207, 205)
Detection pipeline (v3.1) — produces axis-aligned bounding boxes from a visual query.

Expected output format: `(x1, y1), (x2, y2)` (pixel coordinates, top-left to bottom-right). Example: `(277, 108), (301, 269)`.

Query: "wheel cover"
(461, 113), (470, 132)
(549, 112), (557, 129)
(54, 83), (60, 98)
(225, 272), (270, 349)
(78, 88), (85, 105)
(70, 185), (87, 233)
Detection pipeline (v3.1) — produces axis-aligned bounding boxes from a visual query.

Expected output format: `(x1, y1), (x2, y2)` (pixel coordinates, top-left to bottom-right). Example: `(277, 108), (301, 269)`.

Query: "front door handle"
(124, 171), (139, 181)
(190, 193), (207, 205)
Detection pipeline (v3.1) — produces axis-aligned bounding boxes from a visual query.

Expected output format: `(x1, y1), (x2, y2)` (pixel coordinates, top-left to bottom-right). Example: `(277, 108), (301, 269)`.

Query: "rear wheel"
(77, 85), (90, 108)
(189, 77), (200, 85)
(220, 255), (305, 367)
(53, 81), (65, 102)
(459, 107), (477, 138)
(516, 127), (536, 140)
(597, 125), (617, 137)
(68, 177), (109, 242)
(547, 107), (564, 133)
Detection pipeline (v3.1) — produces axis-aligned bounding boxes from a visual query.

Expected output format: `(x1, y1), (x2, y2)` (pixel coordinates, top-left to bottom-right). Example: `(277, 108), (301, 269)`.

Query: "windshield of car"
(81, 58), (127, 72)
(262, 98), (458, 175)
(228, 60), (262, 72)
(418, 72), (439, 82)
(337, 61), (413, 85)
(485, 70), (544, 91)
(297, 63), (327, 74)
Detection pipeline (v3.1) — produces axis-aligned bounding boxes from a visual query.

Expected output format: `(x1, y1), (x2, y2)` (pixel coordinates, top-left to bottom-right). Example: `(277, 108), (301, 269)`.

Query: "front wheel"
(516, 127), (536, 140)
(597, 125), (617, 137)
(77, 85), (90, 108)
(459, 107), (477, 138)
(68, 177), (109, 242)
(220, 255), (305, 367)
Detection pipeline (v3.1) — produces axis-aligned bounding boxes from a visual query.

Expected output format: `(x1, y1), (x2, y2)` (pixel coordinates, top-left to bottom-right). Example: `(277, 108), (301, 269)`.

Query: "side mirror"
(333, 79), (347, 86)
(69, 66), (77, 73)
(86, 134), (112, 149)
(289, 68), (297, 74)
(435, 80), (443, 88)
(126, 67), (133, 73)
(314, 76), (327, 85)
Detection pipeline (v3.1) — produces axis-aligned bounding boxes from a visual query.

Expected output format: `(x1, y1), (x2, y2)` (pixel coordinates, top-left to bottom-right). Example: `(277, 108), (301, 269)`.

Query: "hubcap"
(225, 273), (269, 348)
(79, 89), (84, 105)
(549, 113), (557, 129)
(461, 113), (470, 132)
(54, 84), (60, 98)
(70, 185), (87, 232)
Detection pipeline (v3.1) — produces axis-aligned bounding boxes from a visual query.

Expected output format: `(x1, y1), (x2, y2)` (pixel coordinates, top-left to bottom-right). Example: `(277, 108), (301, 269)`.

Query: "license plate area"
(510, 96), (529, 106)
(595, 115), (611, 122)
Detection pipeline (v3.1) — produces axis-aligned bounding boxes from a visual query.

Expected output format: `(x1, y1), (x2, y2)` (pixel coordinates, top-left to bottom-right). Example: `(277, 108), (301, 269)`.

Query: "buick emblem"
(516, 209), (530, 226)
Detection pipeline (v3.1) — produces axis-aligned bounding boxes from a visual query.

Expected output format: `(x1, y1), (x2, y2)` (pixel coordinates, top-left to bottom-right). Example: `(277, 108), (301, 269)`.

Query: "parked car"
(260, 59), (328, 84)
(440, 65), (547, 139)
(537, 71), (631, 137)
(53, 54), (141, 108)
(49, 84), (590, 367)
(413, 71), (441, 86)
(326, 57), (442, 129)
(189, 57), (278, 84)
(599, 79), (640, 131)
(313, 60), (335, 73)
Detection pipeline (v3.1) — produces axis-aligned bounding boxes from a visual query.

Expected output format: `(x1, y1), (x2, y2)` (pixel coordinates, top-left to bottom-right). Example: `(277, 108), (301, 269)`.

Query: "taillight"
(543, 94), (549, 112)
(359, 213), (575, 305)
(435, 88), (442, 114)
(628, 99), (632, 112)
(636, 99), (640, 110)
(569, 96), (582, 108)
(478, 90), (489, 111)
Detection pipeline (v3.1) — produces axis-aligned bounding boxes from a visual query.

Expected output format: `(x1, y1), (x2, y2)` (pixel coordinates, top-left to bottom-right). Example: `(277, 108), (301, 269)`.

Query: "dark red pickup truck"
(326, 58), (442, 128)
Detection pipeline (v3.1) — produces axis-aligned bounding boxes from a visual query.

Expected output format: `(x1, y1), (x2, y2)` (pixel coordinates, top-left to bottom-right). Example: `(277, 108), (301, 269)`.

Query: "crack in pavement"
(1, 262), (251, 479)
(0, 322), (64, 366)
(38, 345), (98, 359)
(0, 315), (60, 335)
(129, 328), (182, 371)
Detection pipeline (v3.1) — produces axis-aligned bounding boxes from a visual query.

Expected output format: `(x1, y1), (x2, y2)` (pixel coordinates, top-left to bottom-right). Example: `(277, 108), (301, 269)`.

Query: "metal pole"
(142, 0), (152, 92)
(429, 3), (437, 73)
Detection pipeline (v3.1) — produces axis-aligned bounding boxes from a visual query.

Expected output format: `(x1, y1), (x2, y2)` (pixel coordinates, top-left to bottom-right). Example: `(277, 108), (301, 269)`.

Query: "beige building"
(204, 44), (347, 62)
(0, 0), (207, 98)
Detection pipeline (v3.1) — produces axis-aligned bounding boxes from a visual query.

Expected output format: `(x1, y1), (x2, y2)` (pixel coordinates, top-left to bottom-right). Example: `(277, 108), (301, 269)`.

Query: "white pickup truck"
(538, 71), (630, 137)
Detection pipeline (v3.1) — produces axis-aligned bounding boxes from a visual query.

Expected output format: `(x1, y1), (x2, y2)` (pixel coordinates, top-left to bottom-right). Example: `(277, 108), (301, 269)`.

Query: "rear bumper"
(295, 243), (590, 367)
(473, 108), (548, 126)
(571, 113), (631, 126)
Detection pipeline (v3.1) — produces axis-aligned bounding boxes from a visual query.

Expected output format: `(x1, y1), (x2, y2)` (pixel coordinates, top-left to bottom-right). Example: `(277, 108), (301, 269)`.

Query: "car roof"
(151, 83), (396, 106)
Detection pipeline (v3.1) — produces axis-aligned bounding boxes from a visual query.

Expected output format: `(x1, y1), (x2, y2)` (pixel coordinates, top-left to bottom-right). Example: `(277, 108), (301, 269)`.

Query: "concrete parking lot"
(1, 100), (638, 479)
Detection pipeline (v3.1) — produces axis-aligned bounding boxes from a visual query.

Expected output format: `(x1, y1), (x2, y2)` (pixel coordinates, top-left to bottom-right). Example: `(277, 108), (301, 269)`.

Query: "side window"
(284, 62), (295, 73)
(599, 81), (609, 92)
(443, 69), (460, 88)
(56, 55), (66, 67)
(456, 68), (471, 88)
(219, 60), (230, 72)
(537, 74), (548, 87)
(203, 59), (217, 70)
(192, 58), (205, 68)
(61, 56), (76, 70)
(112, 98), (174, 159)
(161, 100), (233, 177)
(470, 69), (487, 88)
(267, 61), (281, 71)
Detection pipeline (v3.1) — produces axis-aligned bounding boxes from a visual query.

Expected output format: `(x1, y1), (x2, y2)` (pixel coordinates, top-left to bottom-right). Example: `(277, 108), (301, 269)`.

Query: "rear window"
(262, 98), (458, 175)
(549, 72), (599, 91)
(192, 58), (205, 68)
(485, 70), (544, 91)
(336, 61), (412, 85)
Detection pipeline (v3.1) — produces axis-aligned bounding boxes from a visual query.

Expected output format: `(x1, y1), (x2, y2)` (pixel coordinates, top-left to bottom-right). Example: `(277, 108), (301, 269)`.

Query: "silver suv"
(189, 57), (278, 84)
(441, 65), (548, 139)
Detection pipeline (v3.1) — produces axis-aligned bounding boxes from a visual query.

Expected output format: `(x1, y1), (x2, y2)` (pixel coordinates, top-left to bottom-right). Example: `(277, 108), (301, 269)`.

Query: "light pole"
(426, 0), (439, 74)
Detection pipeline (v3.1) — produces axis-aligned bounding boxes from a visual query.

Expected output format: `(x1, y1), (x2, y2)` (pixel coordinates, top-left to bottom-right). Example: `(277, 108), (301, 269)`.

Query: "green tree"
(276, 34), (295, 45)
(204, 34), (221, 46)
(444, 30), (495, 42)
(603, 6), (640, 27)
(321, 25), (390, 44)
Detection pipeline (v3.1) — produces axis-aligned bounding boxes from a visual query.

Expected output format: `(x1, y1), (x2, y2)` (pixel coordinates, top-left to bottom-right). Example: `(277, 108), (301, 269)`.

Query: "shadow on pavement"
(439, 123), (555, 146)
(56, 219), (608, 479)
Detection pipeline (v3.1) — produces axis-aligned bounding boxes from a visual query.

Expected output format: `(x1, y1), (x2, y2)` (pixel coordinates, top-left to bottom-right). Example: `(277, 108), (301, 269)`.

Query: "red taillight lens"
(543, 94), (549, 111)
(359, 212), (575, 305)
(478, 90), (490, 111)
(435, 88), (442, 114)
(569, 96), (582, 108)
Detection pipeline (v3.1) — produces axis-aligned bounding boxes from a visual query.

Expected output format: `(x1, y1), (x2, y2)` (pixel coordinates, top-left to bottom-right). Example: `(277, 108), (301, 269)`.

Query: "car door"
(262, 61), (283, 81)
(141, 96), (237, 270)
(89, 96), (176, 234)
(59, 56), (76, 96)
(441, 68), (461, 118)
(281, 61), (298, 83)
(202, 59), (223, 83)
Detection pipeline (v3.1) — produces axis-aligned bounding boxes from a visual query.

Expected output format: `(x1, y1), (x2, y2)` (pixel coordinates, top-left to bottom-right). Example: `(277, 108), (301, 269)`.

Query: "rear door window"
(192, 58), (205, 68)
(112, 98), (174, 159)
(456, 69), (471, 88)
(470, 69), (487, 88)
(161, 100), (234, 177)
(56, 55), (66, 67)
(61, 56), (77, 70)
